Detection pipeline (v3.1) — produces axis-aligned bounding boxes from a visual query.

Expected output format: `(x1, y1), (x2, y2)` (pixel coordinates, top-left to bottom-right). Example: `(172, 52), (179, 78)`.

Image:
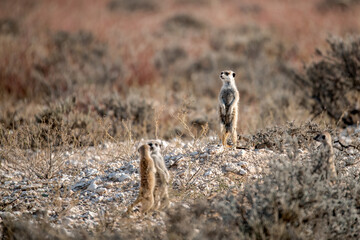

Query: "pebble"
(96, 188), (107, 195)
(87, 181), (98, 191)
(107, 173), (131, 182)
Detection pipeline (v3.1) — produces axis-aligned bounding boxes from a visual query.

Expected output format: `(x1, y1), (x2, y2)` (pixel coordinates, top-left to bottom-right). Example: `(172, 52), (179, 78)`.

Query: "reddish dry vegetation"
(0, 0), (359, 139)
(0, 0), (358, 142)
(2, 0), (360, 60)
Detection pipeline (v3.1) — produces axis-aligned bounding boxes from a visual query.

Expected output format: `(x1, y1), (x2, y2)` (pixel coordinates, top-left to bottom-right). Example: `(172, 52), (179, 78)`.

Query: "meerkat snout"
(148, 142), (160, 152)
(220, 70), (236, 81)
(314, 132), (331, 145)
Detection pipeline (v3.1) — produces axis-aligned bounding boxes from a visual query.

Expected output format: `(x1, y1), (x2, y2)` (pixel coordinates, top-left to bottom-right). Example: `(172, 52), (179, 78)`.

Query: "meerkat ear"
(232, 72), (236, 78)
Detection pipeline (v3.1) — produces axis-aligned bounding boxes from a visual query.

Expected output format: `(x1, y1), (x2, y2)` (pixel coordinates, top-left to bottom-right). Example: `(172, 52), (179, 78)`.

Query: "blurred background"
(1, 0), (359, 144)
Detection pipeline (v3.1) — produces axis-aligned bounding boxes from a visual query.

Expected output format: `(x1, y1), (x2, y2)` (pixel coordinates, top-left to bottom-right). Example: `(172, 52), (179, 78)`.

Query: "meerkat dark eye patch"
(225, 72), (229, 76)
(322, 135), (325, 140)
(148, 143), (153, 147)
(232, 72), (236, 77)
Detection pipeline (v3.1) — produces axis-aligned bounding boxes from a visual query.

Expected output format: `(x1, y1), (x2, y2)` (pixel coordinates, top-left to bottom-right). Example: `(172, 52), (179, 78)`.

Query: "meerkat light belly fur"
(218, 70), (239, 148)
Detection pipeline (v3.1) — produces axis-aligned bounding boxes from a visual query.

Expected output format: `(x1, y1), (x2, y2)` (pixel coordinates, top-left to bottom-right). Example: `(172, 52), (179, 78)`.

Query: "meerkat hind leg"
(141, 195), (154, 215)
(222, 131), (231, 148)
(126, 196), (142, 214)
(152, 187), (161, 211)
(231, 129), (237, 147)
(159, 187), (170, 210)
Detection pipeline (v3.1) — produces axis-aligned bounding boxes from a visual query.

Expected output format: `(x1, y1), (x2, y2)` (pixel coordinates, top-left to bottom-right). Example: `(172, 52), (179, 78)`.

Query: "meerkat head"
(220, 70), (236, 85)
(314, 132), (332, 147)
(147, 140), (162, 153)
(138, 144), (151, 155)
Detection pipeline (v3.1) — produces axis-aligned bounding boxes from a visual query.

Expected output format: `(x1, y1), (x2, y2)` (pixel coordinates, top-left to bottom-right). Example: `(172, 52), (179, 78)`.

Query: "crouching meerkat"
(313, 132), (337, 180)
(218, 70), (239, 148)
(148, 140), (171, 210)
(127, 144), (156, 215)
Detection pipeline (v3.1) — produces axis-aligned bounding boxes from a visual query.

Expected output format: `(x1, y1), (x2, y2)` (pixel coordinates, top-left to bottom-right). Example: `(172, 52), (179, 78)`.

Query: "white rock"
(247, 165), (256, 173)
(87, 180), (98, 191)
(108, 173), (131, 182)
(88, 211), (96, 219)
(85, 168), (99, 177)
(96, 188), (107, 195)
(114, 193), (124, 200)
(224, 163), (239, 173)
(190, 151), (198, 156)
(239, 169), (247, 175)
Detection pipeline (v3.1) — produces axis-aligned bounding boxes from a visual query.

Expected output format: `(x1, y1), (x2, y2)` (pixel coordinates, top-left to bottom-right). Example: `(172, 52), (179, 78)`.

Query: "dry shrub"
(164, 14), (206, 32)
(0, 29), (123, 100)
(1, 214), (77, 240)
(166, 137), (360, 239)
(0, 101), (106, 179)
(210, 25), (270, 59)
(107, 0), (159, 12)
(174, 0), (209, 6)
(244, 122), (329, 151)
(154, 45), (188, 76)
(292, 35), (360, 126)
(0, 18), (19, 36)
(124, 47), (158, 88)
(94, 94), (155, 139)
(0, 215), (163, 239)
(317, 0), (360, 11)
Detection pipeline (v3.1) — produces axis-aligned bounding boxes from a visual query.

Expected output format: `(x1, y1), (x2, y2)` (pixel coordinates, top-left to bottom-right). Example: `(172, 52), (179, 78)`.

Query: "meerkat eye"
(225, 72), (229, 76)
(148, 143), (153, 147)
(232, 72), (236, 77)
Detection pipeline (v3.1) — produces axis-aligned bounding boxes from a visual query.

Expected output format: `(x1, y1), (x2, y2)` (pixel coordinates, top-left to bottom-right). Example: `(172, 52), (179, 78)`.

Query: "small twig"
(185, 167), (202, 186)
(334, 140), (360, 151)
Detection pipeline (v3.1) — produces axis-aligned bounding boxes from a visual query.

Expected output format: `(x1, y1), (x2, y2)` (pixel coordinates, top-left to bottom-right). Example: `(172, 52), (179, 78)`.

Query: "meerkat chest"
(221, 87), (237, 106)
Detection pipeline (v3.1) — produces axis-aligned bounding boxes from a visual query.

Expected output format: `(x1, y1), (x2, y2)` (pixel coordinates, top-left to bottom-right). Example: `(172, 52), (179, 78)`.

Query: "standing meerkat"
(218, 70), (239, 148)
(148, 140), (171, 210)
(127, 144), (156, 215)
(313, 132), (337, 180)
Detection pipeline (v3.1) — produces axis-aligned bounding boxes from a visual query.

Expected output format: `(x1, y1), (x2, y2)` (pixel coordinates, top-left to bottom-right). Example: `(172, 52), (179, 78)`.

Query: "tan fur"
(127, 144), (156, 215)
(147, 140), (171, 210)
(218, 70), (239, 148)
(314, 132), (337, 180)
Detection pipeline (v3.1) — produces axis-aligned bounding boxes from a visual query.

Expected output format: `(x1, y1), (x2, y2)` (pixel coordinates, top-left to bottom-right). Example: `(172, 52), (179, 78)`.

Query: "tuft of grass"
(107, 0), (159, 12)
(164, 13), (206, 32)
